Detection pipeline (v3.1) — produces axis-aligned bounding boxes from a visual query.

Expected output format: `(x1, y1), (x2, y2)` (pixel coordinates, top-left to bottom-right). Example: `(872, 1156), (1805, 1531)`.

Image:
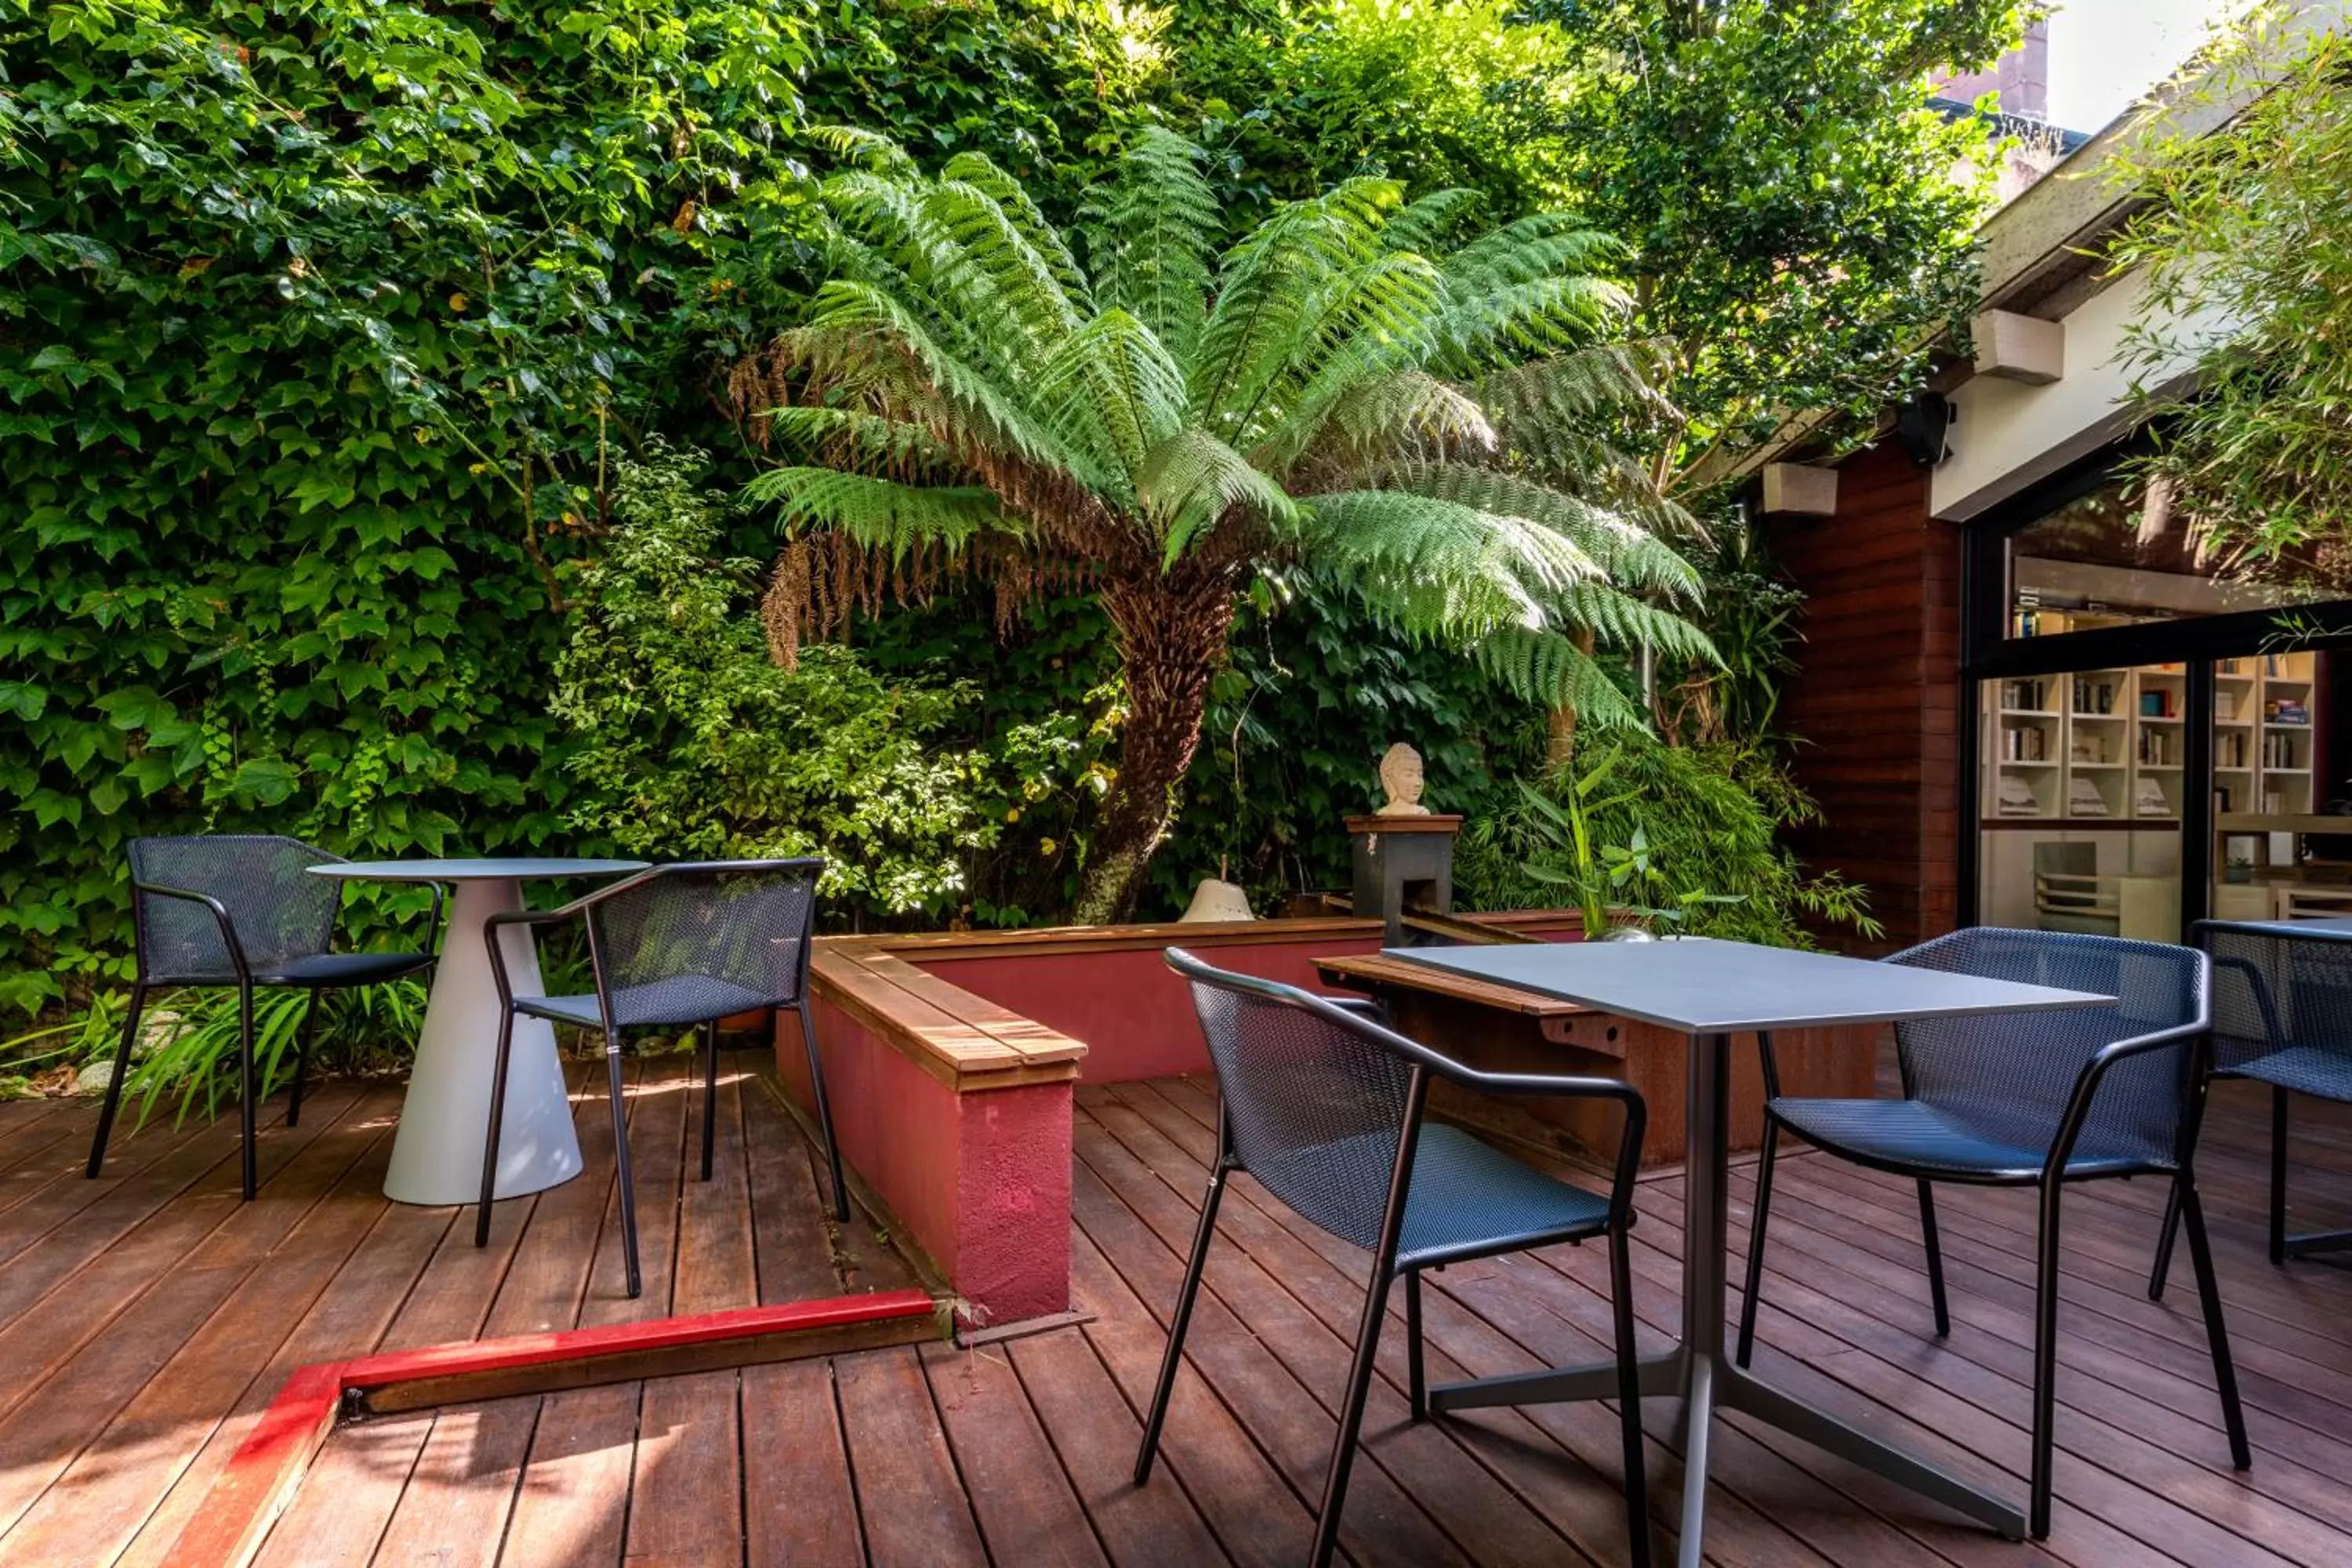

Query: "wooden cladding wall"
(1768, 442), (1963, 954)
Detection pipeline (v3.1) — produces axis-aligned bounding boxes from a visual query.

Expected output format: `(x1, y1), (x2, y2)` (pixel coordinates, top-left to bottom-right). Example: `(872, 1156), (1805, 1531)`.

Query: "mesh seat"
(1737, 927), (2241, 1543)
(255, 951), (434, 987)
(514, 975), (774, 1029)
(96, 835), (439, 1203)
(1139, 949), (1653, 1568)
(1766, 1097), (2142, 1181)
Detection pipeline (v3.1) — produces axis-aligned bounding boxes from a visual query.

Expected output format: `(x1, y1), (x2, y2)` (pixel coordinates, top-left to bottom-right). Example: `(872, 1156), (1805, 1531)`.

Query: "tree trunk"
(1073, 571), (1238, 926)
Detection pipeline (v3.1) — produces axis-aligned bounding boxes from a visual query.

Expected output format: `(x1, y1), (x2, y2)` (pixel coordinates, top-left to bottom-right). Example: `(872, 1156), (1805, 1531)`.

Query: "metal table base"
(1427, 1033), (2027, 1566)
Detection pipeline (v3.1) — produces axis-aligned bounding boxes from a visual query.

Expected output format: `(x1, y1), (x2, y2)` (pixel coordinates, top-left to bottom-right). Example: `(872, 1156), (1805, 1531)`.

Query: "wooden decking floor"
(0, 1049), (919, 1568)
(4, 1062), (2350, 1566)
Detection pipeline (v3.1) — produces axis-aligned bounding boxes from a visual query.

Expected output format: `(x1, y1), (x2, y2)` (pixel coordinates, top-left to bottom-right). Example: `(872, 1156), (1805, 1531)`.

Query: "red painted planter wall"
(913, 918), (1581, 1083)
(775, 1003), (1073, 1326)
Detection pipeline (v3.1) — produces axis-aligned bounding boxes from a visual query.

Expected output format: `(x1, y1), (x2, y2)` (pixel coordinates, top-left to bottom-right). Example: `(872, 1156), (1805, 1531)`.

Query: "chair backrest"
(584, 859), (823, 1024)
(1889, 927), (2208, 1169)
(128, 835), (341, 982)
(1167, 947), (1419, 1254)
(2198, 920), (2352, 1081)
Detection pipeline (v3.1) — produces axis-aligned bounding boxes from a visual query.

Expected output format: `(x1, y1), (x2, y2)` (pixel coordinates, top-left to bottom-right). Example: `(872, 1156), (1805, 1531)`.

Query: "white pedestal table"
(310, 858), (647, 1205)
(1390, 937), (2111, 1568)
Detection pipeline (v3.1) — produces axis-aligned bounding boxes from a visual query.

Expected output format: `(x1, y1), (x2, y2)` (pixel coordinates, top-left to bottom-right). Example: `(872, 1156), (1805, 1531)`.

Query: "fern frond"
(1136, 426), (1301, 564)
(807, 125), (919, 174)
(1468, 626), (1647, 725)
(1084, 127), (1220, 365)
(1029, 307), (1189, 491)
(942, 151), (1093, 310)
(744, 468), (1009, 557)
(1385, 188), (1485, 257)
(1191, 176), (1406, 430)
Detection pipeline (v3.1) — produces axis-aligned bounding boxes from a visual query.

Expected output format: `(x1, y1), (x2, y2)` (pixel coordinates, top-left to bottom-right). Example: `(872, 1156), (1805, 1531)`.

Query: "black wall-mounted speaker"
(1894, 392), (1953, 468)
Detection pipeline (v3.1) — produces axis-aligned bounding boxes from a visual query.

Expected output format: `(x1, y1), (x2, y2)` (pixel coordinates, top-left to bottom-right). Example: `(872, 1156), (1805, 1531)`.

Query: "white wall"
(1930, 264), (2236, 521)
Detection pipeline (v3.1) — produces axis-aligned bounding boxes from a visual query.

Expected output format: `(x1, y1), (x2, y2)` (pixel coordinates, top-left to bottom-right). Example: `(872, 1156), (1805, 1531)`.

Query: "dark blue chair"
(2149, 918), (2352, 1291)
(93, 836), (439, 1200)
(1734, 927), (2248, 1539)
(1136, 949), (1652, 1568)
(476, 858), (844, 1298)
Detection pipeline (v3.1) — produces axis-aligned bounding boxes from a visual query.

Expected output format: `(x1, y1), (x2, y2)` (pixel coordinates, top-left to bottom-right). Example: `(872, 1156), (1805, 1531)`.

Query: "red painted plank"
(158, 1290), (938, 1568)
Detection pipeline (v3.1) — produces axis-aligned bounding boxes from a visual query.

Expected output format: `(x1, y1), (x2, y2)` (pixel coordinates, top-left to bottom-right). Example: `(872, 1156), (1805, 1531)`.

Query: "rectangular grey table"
(1390, 938), (2111, 1567)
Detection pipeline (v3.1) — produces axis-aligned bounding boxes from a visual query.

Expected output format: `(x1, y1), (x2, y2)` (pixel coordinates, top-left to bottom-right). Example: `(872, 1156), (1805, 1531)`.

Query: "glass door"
(2211, 649), (2347, 922)
(1977, 662), (2183, 939)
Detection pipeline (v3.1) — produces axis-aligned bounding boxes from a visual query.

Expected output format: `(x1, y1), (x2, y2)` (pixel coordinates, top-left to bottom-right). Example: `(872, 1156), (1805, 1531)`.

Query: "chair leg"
(237, 983), (258, 1201)
(2029, 1182), (2064, 1539)
(1136, 1163), (1229, 1484)
(2179, 1178), (2252, 1471)
(1734, 1123), (1778, 1369)
(797, 999), (849, 1223)
(1918, 1180), (1951, 1339)
(87, 983), (147, 1179)
(287, 990), (318, 1129)
(476, 1008), (518, 1248)
(1404, 1269), (1426, 1421)
(1610, 1224), (1653, 1568)
(1308, 1260), (1399, 1568)
(699, 1018), (719, 1183)
(2147, 1173), (2185, 1301)
(607, 1031), (642, 1299)
(2269, 1086), (2288, 1267)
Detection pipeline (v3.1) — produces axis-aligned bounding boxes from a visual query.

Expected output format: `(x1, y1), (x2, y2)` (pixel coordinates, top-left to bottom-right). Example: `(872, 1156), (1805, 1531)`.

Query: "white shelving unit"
(1981, 656), (2317, 823)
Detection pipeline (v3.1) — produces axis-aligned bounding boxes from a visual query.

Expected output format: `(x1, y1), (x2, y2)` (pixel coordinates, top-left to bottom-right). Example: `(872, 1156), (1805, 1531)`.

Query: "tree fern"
(736, 128), (1715, 922)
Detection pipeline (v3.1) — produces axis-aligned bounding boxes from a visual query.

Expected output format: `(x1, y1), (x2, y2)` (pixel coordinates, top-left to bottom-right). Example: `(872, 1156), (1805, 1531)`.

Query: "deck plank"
(742, 1359), (862, 1567)
(921, 1337), (1110, 1568)
(0, 1083), (390, 1549)
(834, 1347), (989, 1568)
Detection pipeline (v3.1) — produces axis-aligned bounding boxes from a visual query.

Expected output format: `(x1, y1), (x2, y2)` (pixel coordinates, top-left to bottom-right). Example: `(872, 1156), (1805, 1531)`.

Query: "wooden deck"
(0, 1050), (920, 1568)
(2, 1058), (2349, 1566)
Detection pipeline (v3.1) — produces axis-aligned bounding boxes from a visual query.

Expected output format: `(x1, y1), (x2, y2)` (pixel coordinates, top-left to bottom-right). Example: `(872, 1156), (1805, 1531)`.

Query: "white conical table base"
(311, 858), (643, 1206)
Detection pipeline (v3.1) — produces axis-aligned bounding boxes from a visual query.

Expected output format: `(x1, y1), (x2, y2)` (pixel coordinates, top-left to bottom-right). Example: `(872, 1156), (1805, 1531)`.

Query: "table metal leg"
(1425, 1025), (2026, 1558)
(1719, 1364), (2026, 1539)
(385, 877), (585, 1206)
(1429, 1352), (1681, 1412)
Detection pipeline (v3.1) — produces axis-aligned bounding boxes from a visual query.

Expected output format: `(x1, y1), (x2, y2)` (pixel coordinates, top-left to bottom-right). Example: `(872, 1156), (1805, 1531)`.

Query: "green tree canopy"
(2113, 10), (2352, 576)
(1170, 0), (2025, 481)
(737, 129), (1713, 921)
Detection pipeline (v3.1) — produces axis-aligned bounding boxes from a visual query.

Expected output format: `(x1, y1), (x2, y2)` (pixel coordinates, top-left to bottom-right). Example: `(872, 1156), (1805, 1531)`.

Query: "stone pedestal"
(1347, 814), (1462, 946)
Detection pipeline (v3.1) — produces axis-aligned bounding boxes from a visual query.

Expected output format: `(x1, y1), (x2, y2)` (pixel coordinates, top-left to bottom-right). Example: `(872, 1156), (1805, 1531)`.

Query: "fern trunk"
(1073, 571), (1238, 925)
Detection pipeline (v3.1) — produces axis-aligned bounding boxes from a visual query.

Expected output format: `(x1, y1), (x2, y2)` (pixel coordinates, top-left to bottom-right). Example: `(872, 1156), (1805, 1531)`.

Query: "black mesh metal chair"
(477, 858), (844, 1298)
(1137, 949), (1652, 1568)
(94, 836), (440, 1200)
(2147, 919), (2352, 1294)
(1733, 927), (2247, 1539)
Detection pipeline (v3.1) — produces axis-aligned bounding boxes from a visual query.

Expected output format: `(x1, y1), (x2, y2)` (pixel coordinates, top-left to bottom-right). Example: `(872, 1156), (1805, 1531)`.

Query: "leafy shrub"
(1457, 735), (1880, 947)
(556, 445), (1104, 924)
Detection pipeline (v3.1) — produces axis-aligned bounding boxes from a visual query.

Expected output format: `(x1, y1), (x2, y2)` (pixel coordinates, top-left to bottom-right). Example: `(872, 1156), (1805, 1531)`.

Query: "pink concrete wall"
(775, 1001), (1073, 1325)
(916, 920), (1580, 1083)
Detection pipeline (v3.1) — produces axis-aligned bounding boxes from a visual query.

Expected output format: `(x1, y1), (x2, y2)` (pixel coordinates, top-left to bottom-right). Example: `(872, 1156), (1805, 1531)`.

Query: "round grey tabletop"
(307, 857), (649, 883)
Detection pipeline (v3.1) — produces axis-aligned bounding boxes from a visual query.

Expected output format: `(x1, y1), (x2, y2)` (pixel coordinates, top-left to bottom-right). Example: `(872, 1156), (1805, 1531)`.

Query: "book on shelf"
(1996, 776), (2041, 815)
(2266, 698), (2310, 725)
(2133, 775), (2171, 817)
(2067, 775), (2110, 816)
(2000, 677), (2049, 711)
(2001, 724), (2049, 761)
(2138, 688), (2179, 718)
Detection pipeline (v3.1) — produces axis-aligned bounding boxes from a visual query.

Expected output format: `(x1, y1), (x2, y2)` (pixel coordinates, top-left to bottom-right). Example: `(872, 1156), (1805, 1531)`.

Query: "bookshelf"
(1981, 655), (2318, 823)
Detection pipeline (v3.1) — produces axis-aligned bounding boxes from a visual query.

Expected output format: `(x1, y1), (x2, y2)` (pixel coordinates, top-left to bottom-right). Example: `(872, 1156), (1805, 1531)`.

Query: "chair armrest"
(132, 880), (252, 982)
(2044, 1019), (2209, 1181)
(1323, 996), (1388, 1022)
(482, 905), (590, 1011)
